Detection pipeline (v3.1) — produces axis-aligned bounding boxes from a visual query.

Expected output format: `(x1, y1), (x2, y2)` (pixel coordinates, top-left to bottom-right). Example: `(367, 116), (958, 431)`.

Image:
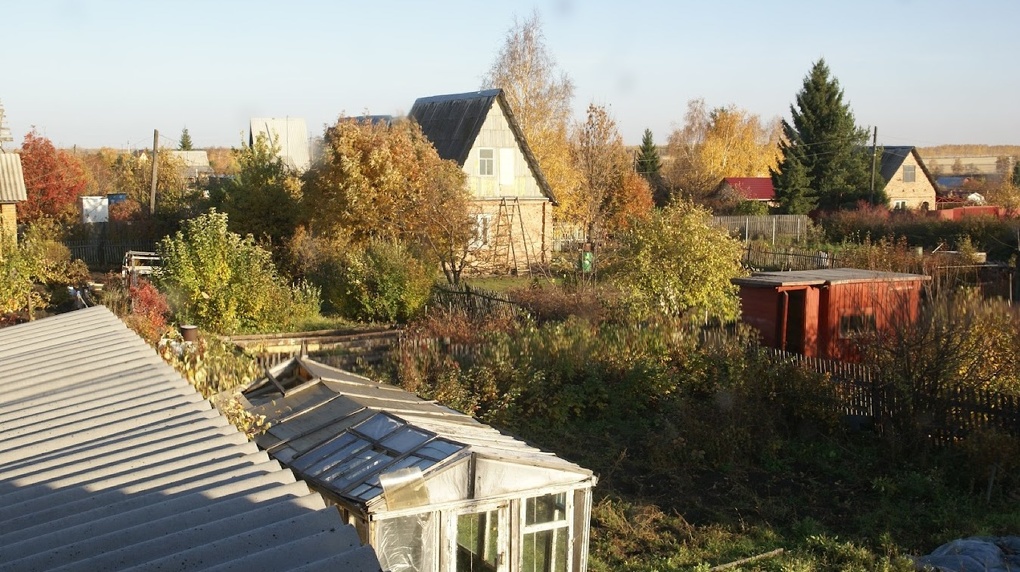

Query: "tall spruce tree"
(771, 59), (880, 213)
(636, 128), (668, 206)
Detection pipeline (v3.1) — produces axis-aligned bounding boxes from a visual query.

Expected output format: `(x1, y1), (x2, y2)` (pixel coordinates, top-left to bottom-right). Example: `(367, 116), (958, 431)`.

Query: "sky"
(1, 0), (1018, 151)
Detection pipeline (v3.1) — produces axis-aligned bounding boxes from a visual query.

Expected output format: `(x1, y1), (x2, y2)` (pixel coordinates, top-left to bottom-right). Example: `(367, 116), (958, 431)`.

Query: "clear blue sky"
(2, 0), (1018, 151)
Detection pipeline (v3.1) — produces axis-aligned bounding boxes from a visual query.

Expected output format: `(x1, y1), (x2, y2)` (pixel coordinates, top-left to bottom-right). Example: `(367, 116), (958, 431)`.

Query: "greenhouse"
(235, 357), (597, 572)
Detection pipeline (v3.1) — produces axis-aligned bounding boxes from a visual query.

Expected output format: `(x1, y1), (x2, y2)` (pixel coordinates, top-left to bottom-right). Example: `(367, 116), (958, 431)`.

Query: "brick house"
(880, 146), (937, 211)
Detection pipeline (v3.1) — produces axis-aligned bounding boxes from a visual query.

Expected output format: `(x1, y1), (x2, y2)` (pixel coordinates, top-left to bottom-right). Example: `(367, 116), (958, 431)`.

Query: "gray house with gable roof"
(410, 89), (556, 275)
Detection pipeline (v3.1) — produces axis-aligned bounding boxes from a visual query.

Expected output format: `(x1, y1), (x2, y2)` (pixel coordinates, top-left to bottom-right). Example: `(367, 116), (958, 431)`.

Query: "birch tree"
(665, 99), (781, 201)
(482, 11), (582, 222)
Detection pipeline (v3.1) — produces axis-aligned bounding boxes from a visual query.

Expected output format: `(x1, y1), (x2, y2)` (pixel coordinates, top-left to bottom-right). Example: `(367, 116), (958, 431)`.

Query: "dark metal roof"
(0, 307), (380, 571)
(409, 89), (556, 203)
(732, 267), (930, 288)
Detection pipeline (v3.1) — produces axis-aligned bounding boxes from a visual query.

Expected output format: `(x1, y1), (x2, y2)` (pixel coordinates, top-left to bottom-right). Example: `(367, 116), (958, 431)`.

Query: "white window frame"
(443, 502), (510, 572)
(519, 492), (574, 572)
(893, 200), (908, 210)
(903, 165), (916, 183)
(479, 148), (495, 177)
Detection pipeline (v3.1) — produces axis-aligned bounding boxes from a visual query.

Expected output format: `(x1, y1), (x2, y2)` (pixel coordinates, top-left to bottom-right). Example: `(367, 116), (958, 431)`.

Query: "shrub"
(316, 239), (435, 323)
(156, 209), (321, 334)
(122, 279), (170, 344)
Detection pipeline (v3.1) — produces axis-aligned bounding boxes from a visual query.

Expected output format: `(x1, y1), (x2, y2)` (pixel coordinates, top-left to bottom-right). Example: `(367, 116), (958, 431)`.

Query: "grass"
(528, 425), (1018, 571)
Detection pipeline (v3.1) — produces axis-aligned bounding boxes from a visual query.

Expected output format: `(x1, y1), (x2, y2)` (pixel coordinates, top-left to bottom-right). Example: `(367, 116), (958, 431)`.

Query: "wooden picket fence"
(429, 284), (527, 320)
(760, 346), (1020, 444)
(64, 240), (157, 269)
(395, 327), (1020, 446)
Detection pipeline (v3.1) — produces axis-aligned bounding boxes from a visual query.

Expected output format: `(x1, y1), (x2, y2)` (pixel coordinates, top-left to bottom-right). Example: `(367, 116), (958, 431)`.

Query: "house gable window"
(903, 165), (916, 183)
(479, 148), (494, 177)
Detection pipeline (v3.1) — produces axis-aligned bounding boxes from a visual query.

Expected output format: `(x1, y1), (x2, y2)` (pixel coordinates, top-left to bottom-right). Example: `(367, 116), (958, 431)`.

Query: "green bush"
(316, 239), (434, 323)
(156, 209), (321, 334)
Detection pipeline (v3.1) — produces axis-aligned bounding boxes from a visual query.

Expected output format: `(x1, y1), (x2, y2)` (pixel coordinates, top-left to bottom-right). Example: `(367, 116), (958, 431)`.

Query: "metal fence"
(711, 215), (813, 244)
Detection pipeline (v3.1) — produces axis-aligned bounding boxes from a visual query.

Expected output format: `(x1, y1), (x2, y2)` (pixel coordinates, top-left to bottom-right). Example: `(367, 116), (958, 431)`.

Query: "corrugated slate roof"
(0, 152), (28, 202)
(720, 177), (774, 201)
(239, 357), (592, 508)
(0, 307), (380, 572)
(732, 267), (930, 288)
(409, 89), (556, 203)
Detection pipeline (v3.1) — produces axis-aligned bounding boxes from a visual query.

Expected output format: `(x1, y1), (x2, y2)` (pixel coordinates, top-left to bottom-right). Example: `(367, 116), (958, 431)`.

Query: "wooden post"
(869, 126), (878, 203)
(149, 129), (159, 214)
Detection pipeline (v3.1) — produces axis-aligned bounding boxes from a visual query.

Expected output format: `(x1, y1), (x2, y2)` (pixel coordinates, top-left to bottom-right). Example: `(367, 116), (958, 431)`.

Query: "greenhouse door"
(449, 504), (508, 572)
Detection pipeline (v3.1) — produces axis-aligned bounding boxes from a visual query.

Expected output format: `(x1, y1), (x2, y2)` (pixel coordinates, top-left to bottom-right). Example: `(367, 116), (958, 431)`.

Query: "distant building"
(712, 177), (776, 205)
(410, 89), (556, 273)
(0, 151), (27, 240)
(170, 150), (213, 181)
(879, 146), (937, 211)
(249, 117), (311, 171)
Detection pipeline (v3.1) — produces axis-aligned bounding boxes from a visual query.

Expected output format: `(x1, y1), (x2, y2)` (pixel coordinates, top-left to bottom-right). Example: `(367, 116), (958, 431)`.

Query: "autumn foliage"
(18, 130), (89, 224)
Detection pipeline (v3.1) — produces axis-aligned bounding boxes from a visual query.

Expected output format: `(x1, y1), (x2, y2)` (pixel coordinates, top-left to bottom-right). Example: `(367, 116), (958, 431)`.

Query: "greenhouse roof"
(238, 357), (594, 510)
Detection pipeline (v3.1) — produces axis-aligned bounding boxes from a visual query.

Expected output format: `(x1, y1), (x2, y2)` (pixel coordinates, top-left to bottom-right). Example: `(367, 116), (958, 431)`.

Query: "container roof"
(732, 267), (930, 288)
(238, 357), (593, 509)
(0, 307), (379, 571)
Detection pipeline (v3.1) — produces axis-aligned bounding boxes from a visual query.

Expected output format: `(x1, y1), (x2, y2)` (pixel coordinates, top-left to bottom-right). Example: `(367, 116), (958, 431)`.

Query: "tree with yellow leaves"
(572, 103), (652, 245)
(664, 99), (782, 202)
(301, 117), (474, 284)
(482, 11), (582, 224)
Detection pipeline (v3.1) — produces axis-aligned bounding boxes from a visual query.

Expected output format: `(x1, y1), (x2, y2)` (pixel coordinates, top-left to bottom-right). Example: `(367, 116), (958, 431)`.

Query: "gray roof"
(732, 267), (930, 288)
(409, 89), (556, 203)
(0, 152), (27, 202)
(238, 357), (593, 510)
(0, 307), (380, 572)
(879, 146), (937, 190)
(171, 150), (213, 179)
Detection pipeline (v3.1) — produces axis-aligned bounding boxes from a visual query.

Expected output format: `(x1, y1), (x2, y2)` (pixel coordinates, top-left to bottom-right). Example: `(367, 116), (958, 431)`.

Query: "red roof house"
(714, 177), (775, 203)
(732, 268), (929, 361)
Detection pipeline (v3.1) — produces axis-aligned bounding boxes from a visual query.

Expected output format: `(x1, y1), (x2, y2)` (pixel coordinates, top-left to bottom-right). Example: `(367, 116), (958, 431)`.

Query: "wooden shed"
(234, 357), (597, 572)
(732, 268), (929, 360)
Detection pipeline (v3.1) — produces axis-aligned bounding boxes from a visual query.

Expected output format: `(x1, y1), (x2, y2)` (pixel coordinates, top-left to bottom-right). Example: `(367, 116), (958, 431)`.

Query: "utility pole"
(869, 126), (878, 204)
(149, 129), (159, 214)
